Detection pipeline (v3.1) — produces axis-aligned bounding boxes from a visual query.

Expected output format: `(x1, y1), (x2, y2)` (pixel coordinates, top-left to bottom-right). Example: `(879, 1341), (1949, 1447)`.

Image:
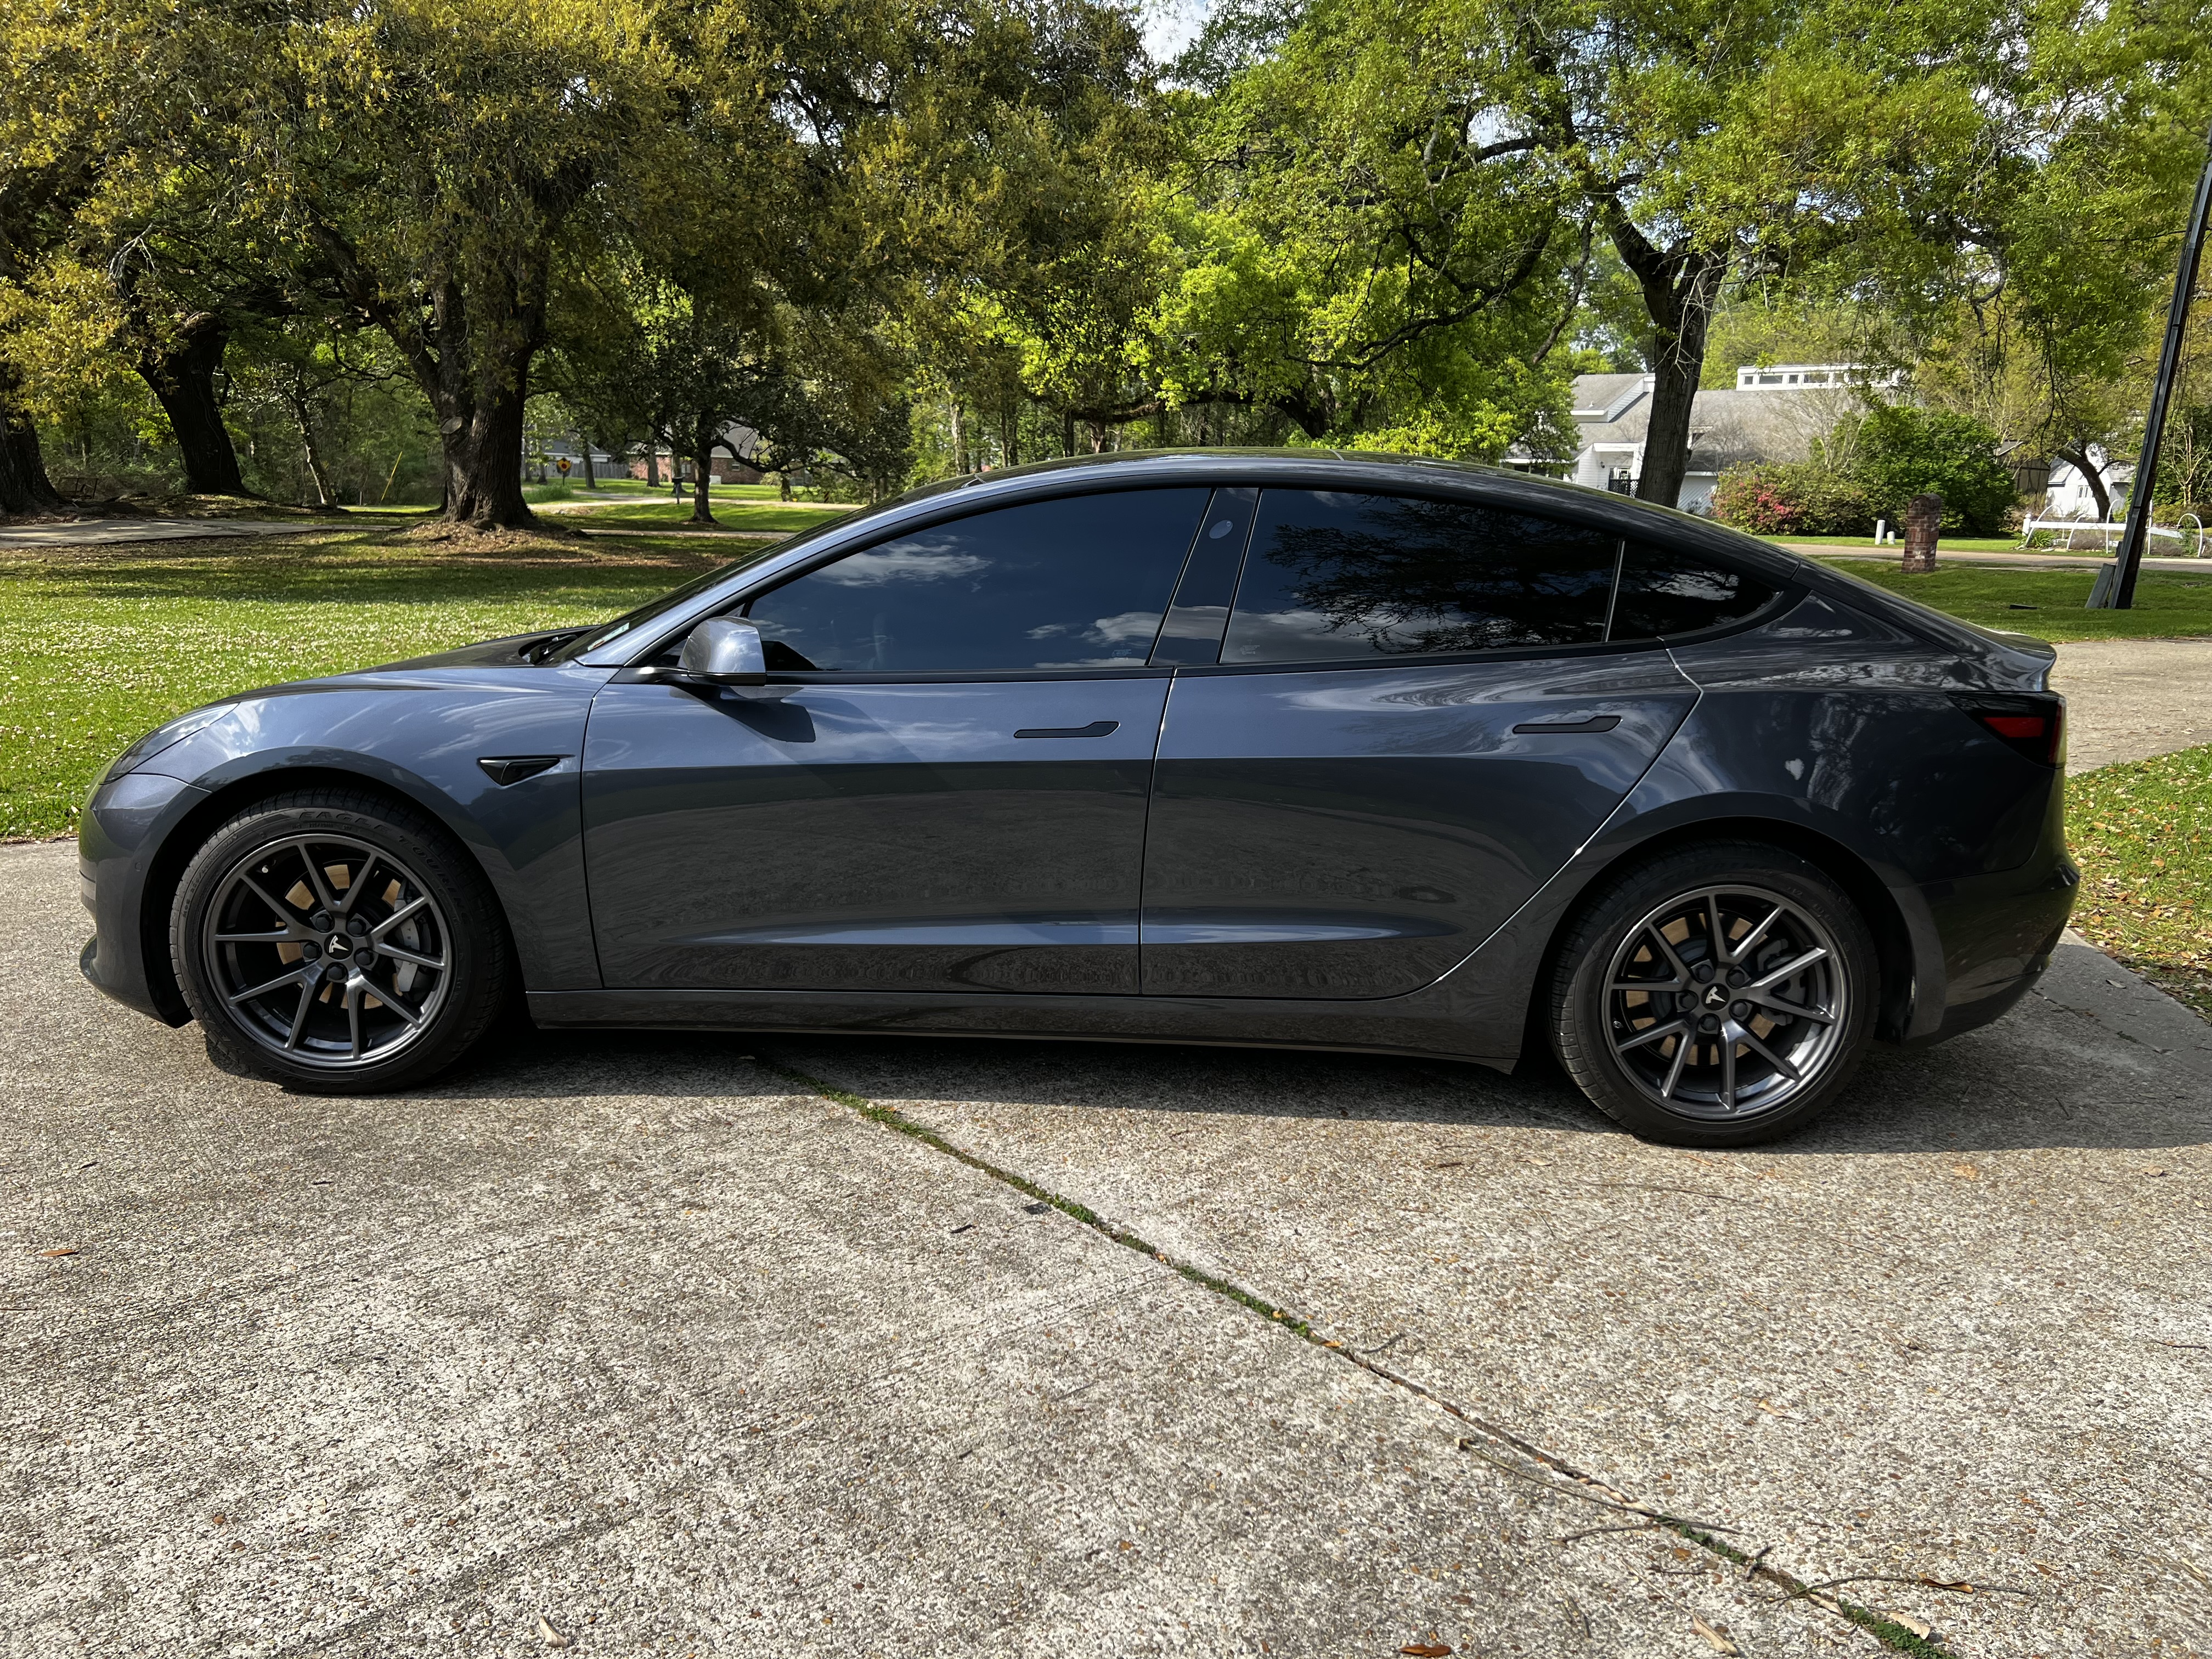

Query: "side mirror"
(673, 617), (785, 696)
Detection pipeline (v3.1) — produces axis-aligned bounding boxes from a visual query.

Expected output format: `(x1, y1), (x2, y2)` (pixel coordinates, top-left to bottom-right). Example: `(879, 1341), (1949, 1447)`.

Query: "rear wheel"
(1549, 843), (1876, 1146)
(171, 789), (510, 1093)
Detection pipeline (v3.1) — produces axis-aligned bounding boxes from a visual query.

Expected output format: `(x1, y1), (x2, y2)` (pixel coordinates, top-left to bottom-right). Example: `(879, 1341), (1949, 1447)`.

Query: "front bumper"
(78, 770), (207, 1026)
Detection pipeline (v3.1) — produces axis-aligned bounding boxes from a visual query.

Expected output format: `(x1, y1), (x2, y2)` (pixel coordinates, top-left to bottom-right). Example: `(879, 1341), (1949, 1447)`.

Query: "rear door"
(1139, 491), (1768, 1000)
(583, 487), (1210, 995)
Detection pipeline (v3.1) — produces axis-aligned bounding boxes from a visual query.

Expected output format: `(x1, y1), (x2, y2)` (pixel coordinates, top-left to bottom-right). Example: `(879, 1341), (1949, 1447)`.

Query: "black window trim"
(618, 471), (1803, 674)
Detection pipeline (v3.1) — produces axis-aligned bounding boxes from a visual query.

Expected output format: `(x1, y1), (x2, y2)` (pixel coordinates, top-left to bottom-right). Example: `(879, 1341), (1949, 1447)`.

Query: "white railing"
(2021, 510), (2208, 557)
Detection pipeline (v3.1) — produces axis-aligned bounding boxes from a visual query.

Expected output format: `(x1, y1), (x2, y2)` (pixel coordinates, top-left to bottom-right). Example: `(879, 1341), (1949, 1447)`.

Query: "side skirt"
(525, 987), (1516, 1072)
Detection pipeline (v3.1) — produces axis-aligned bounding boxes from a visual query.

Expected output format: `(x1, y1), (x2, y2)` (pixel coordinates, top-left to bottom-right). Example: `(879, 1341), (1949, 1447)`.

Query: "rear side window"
(1220, 490), (1619, 663)
(1609, 543), (1776, 641)
(743, 488), (1209, 673)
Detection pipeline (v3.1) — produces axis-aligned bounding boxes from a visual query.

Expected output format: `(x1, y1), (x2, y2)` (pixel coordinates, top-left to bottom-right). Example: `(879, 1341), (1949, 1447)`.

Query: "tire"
(1548, 841), (1877, 1147)
(170, 788), (511, 1094)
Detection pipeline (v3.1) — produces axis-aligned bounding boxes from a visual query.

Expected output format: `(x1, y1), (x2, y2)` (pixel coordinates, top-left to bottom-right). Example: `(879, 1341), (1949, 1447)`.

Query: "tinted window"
(744, 489), (1209, 673)
(1221, 491), (1618, 663)
(1610, 543), (1776, 640)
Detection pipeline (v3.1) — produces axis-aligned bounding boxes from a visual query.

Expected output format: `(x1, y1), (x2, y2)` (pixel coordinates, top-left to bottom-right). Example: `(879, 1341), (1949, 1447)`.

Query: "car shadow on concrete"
(420, 975), (2211, 1156)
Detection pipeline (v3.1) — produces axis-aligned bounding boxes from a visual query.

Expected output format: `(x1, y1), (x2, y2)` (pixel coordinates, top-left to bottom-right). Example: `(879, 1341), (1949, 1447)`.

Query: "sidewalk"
(0, 517), (324, 549)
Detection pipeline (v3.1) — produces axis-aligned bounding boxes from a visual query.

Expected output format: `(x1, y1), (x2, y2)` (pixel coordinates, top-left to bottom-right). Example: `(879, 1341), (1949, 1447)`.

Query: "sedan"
(80, 452), (2075, 1146)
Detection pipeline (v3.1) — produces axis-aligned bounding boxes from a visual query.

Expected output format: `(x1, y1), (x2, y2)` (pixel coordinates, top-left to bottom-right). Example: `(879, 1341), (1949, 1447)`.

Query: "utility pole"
(2094, 120), (2212, 610)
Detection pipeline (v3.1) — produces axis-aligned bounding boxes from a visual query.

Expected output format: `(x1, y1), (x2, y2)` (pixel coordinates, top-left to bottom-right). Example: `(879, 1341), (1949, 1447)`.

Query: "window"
(1609, 543), (1776, 640)
(1220, 490), (1619, 663)
(743, 489), (1210, 674)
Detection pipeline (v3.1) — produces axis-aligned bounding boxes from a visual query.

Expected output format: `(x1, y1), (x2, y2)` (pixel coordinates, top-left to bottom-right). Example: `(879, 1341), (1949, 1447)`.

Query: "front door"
(1139, 489), (1764, 1000)
(582, 487), (1212, 995)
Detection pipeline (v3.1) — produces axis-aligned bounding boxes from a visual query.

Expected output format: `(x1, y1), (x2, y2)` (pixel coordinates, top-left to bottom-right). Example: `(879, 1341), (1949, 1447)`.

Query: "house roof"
(1571, 374), (1862, 475)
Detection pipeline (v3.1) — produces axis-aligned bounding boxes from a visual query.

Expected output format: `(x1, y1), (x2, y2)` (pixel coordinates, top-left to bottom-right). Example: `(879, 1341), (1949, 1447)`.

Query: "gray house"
(1555, 365), (1897, 514)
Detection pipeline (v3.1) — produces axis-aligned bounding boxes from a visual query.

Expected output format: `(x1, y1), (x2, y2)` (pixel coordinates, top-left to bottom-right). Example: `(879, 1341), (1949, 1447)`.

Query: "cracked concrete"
(5, 835), (2210, 1656)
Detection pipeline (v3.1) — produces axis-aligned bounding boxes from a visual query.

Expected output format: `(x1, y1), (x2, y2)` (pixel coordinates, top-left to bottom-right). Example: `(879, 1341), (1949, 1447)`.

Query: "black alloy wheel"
(171, 790), (510, 1093)
(1550, 843), (1877, 1146)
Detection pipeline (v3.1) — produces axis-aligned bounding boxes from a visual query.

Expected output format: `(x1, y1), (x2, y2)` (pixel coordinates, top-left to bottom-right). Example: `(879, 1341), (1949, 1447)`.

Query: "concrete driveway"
(3, 840), (2208, 1657)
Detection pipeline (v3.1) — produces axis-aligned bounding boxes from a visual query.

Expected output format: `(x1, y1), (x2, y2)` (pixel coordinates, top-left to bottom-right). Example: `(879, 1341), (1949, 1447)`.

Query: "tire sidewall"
(1553, 845), (1878, 1147)
(171, 794), (506, 1094)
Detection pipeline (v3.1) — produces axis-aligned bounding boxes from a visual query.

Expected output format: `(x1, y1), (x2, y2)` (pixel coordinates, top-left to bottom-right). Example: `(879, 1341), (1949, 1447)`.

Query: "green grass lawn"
(1765, 532), (2030, 554)
(544, 498), (855, 533)
(2068, 744), (2212, 1022)
(0, 526), (732, 840)
(1813, 560), (2212, 642)
(522, 478), (857, 507)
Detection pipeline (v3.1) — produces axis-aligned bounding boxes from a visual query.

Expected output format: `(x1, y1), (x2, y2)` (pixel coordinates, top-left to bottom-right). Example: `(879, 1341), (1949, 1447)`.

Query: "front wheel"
(171, 789), (511, 1093)
(1549, 843), (1877, 1147)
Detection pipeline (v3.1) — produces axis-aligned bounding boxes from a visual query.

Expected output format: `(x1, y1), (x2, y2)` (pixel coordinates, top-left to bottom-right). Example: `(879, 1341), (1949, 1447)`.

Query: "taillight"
(1954, 695), (2065, 766)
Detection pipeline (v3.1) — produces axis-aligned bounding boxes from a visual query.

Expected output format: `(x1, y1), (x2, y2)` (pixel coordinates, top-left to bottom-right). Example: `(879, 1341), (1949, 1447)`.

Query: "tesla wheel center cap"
(327, 935), (352, 958)
(1703, 985), (1728, 1008)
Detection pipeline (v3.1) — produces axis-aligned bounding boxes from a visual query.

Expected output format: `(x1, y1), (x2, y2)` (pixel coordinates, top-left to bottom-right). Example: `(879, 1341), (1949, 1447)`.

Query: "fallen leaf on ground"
(1397, 1645), (1452, 1657)
(1691, 1615), (1740, 1654)
(1950, 1164), (1980, 1180)
(537, 1615), (572, 1648)
(38, 1248), (78, 1258)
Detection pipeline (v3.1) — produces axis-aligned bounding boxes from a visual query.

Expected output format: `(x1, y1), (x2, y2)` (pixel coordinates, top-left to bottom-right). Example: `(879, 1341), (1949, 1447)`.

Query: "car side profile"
(79, 451), (2075, 1146)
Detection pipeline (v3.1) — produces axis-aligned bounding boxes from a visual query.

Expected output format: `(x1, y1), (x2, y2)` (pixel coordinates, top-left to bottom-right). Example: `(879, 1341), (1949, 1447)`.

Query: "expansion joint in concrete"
(761, 1056), (1964, 1658)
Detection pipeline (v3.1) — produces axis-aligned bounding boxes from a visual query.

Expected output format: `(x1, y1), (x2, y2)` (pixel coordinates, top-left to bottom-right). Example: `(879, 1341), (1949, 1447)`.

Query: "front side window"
(744, 489), (1210, 674)
(1220, 490), (1620, 663)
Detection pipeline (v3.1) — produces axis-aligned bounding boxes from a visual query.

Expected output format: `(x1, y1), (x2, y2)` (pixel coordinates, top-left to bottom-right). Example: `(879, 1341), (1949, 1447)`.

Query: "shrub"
(1849, 406), (2017, 535)
(1712, 462), (1875, 537)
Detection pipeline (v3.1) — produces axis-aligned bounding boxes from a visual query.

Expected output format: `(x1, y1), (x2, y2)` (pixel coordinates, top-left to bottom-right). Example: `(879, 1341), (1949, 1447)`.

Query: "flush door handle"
(1512, 715), (1621, 736)
(1013, 720), (1120, 739)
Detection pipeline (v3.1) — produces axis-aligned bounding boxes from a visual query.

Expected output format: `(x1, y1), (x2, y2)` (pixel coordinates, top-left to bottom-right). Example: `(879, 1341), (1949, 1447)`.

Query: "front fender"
(91, 664), (611, 1021)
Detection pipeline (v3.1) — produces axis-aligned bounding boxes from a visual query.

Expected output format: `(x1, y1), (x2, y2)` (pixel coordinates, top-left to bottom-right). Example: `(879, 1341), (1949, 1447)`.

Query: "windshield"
(550, 484), (972, 662)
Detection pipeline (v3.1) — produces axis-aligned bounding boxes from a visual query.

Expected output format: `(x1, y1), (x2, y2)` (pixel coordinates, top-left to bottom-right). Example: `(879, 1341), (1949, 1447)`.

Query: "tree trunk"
(645, 445), (659, 486)
(580, 438), (596, 489)
(2055, 443), (2113, 520)
(0, 369), (64, 515)
(690, 425), (717, 526)
(134, 312), (247, 496)
(1607, 221), (1728, 511)
(435, 374), (536, 528)
(283, 387), (335, 507)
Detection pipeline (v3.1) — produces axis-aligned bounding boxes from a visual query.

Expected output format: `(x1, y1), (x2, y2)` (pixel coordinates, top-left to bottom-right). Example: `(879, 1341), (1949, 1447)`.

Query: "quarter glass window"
(744, 489), (1209, 673)
(1610, 543), (1776, 640)
(1221, 491), (1620, 663)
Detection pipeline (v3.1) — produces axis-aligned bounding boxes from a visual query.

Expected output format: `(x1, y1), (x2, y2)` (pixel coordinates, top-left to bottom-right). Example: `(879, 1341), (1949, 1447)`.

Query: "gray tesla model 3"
(79, 452), (2075, 1146)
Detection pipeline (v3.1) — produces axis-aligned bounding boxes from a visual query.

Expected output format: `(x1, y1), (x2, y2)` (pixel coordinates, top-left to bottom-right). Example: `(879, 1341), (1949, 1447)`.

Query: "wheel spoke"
(238, 872), (311, 925)
(1727, 904), (1784, 966)
(1644, 923), (1695, 984)
(376, 942), (446, 972)
(214, 928), (297, 944)
(1746, 989), (1836, 1026)
(1730, 1019), (1802, 1081)
(334, 850), (378, 916)
(1616, 1017), (1689, 1054)
(1705, 892), (1730, 967)
(284, 980), (314, 1049)
(1610, 975), (1683, 995)
(1750, 947), (1827, 991)
(295, 844), (341, 914)
(228, 966), (309, 1006)
(371, 895), (431, 939)
(362, 972), (424, 1027)
(1659, 1036), (1691, 1100)
(345, 981), (364, 1059)
(1719, 1035), (1737, 1112)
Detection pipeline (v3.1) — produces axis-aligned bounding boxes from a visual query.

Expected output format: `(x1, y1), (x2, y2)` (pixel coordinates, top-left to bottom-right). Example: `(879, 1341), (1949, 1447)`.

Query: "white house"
(2042, 446), (2131, 523)
(1550, 365), (1899, 514)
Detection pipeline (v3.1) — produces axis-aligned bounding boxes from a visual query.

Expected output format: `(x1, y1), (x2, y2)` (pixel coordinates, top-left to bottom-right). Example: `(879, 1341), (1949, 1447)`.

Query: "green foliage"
(1848, 405), (2016, 534)
(1711, 463), (1874, 536)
